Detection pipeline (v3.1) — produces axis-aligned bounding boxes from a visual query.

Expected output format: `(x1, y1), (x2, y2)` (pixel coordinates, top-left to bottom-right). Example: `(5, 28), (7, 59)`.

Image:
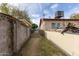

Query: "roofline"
(40, 18), (79, 21)
(39, 18), (79, 27)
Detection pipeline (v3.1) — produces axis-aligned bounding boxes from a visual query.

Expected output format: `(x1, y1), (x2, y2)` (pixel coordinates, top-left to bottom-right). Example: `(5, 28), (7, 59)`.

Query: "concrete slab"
(45, 31), (79, 56)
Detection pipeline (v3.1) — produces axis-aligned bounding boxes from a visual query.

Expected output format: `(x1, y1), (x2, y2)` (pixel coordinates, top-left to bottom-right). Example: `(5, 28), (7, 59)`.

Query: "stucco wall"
(41, 20), (79, 31)
(43, 21), (65, 30)
(40, 21), (45, 30)
(0, 19), (12, 55)
(0, 14), (31, 55)
(14, 21), (31, 52)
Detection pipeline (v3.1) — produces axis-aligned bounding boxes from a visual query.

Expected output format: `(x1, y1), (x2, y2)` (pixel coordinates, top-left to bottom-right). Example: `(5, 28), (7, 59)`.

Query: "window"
(52, 23), (56, 29)
(51, 23), (61, 29)
(57, 23), (60, 29)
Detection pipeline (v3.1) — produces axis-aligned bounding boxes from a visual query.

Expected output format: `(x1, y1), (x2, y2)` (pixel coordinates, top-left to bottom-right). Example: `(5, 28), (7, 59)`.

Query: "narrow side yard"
(18, 30), (67, 56)
(19, 31), (41, 56)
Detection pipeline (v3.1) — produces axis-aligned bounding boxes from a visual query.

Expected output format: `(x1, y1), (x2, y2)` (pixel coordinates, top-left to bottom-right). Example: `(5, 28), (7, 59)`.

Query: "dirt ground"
(19, 31), (41, 56)
(19, 31), (67, 56)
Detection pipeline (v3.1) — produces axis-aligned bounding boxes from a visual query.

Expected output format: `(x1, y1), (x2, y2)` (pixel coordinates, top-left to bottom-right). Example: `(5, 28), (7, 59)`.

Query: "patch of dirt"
(20, 31), (41, 56)
(19, 31), (67, 56)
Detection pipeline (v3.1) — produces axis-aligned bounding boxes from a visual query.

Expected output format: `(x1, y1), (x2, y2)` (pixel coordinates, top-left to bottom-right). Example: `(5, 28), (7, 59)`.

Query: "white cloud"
(50, 4), (59, 16)
(32, 14), (40, 18)
(65, 7), (79, 18)
(51, 4), (59, 9)
(9, 3), (19, 7)
(23, 4), (42, 15)
(72, 7), (79, 13)
(32, 18), (40, 26)
(43, 10), (49, 14)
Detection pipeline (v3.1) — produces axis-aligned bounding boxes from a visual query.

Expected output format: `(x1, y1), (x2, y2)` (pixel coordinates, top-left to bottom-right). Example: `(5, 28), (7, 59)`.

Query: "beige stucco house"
(39, 18), (79, 31)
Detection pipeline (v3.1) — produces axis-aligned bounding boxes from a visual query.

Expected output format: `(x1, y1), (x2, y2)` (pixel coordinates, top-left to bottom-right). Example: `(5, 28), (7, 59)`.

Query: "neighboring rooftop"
(39, 18), (79, 27)
(40, 18), (79, 21)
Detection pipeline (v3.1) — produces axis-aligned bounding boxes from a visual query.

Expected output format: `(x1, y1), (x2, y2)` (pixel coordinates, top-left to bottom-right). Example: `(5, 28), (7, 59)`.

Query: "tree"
(11, 7), (24, 19)
(0, 3), (32, 23)
(11, 8), (32, 23)
(0, 3), (10, 14)
(70, 14), (79, 19)
(32, 23), (38, 30)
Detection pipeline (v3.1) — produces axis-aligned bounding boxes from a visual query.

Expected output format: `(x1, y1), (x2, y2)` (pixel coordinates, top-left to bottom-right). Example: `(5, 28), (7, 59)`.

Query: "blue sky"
(10, 3), (79, 25)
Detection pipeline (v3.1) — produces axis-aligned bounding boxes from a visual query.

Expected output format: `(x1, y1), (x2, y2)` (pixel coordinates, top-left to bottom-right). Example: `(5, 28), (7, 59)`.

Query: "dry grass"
(39, 30), (67, 56)
(39, 30), (46, 37)
(18, 30), (67, 56)
(39, 37), (67, 56)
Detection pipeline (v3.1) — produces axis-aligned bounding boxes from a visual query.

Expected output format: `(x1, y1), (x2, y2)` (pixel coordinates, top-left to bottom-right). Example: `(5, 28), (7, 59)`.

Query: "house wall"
(40, 20), (46, 30)
(41, 21), (65, 31)
(40, 20), (79, 31)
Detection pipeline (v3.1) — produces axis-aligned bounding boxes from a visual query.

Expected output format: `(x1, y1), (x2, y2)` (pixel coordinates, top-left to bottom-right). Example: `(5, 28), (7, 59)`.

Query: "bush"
(39, 30), (46, 37)
(32, 23), (38, 30)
